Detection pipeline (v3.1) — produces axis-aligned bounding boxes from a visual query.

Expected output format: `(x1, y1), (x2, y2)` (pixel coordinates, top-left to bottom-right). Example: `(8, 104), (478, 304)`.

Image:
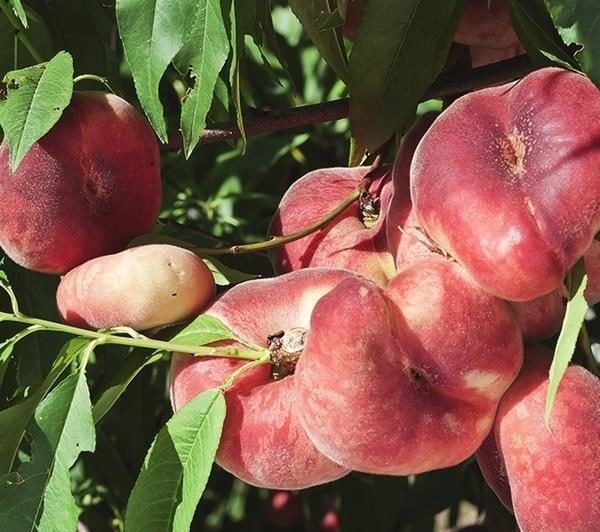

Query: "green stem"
(220, 354), (271, 390)
(0, 1), (44, 64)
(0, 311), (265, 361)
(193, 156), (384, 257)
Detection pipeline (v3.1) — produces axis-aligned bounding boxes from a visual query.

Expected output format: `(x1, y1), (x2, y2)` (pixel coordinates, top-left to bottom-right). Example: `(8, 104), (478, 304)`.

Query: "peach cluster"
(171, 67), (600, 531)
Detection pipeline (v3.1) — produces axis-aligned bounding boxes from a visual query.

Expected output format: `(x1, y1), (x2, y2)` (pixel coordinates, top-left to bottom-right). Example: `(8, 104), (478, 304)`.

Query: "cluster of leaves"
(0, 0), (599, 531)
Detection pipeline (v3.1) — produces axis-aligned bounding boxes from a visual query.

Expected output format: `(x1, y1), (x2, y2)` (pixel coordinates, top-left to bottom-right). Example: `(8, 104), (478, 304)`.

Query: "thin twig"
(193, 157), (384, 256)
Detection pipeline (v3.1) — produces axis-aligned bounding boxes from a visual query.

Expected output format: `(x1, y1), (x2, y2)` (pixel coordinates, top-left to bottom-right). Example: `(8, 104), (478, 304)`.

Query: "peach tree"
(0, 1), (599, 531)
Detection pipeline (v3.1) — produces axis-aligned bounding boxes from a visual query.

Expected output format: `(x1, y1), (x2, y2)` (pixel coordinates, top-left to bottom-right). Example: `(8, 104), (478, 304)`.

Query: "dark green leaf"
(229, 0), (247, 149)
(0, 371), (95, 531)
(174, 0), (230, 158)
(545, 259), (588, 428)
(169, 314), (237, 346)
(92, 348), (163, 424)
(289, 0), (349, 82)
(0, 327), (41, 389)
(0, 50), (73, 171)
(37, 0), (117, 83)
(349, 0), (461, 151)
(510, 0), (576, 69)
(0, 337), (89, 474)
(0, 4), (54, 76)
(544, 0), (600, 84)
(117, 0), (198, 142)
(124, 388), (226, 532)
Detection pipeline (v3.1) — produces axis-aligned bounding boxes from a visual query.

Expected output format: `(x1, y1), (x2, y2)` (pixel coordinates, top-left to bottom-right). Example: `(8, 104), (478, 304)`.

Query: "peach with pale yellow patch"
(56, 244), (215, 331)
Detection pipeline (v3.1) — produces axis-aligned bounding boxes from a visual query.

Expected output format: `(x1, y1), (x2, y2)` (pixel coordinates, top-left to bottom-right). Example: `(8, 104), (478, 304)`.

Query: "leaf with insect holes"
(124, 388), (225, 532)
(349, 0), (460, 151)
(0, 371), (95, 532)
(116, 0), (199, 143)
(0, 337), (89, 474)
(545, 259), (588, 428)
(174, 0), (230, 158)
(0, 51), (73, 171)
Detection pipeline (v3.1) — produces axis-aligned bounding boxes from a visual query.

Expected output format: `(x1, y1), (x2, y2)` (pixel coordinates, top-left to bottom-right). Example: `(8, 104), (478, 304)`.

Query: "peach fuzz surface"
(476, 345), (600, 531)
(295, 256), (523, 475)
(411, 68), (600, 302)
(0, 91), (161, 274)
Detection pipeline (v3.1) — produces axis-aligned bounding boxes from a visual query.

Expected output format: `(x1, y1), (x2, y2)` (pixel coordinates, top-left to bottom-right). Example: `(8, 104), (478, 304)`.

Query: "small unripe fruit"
(56, 244), (215, 331)
(0, 91), (162, 274)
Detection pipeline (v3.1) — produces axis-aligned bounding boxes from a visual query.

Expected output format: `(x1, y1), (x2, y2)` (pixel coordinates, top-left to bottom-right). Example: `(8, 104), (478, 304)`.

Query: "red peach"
(0, 91), (162, 274)
(411, 68), (600, 301)
(476, 345), (600, 531)
(388, 113), (565, 342)
(56, 244), (215, 331)
(269, 166), (395, 287)
(170, 269), (356, 489)
(295, 257), (523, 475)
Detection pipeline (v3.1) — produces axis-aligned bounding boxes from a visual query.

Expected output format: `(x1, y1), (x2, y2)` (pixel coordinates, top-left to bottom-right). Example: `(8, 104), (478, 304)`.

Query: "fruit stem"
(195, 161), (381, 256)
(73, 74), (116, 94)
(0, 311), (266, 360)
(0, 1), (44, 64)
(220, 354), (271, 390)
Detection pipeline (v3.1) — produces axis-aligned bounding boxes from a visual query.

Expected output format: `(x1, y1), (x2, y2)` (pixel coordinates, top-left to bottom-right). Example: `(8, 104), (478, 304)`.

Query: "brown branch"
(164, 55), (533, 150)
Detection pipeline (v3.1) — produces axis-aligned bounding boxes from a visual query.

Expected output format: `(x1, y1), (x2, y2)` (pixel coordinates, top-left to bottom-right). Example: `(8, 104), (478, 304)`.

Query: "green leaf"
(92, 348), (163, 424)
(169, 314), (237, 347)
(117, 0), (198, 143)
(174, 0), (230, 158)
(229, 0), (247, 149)
(42, 0), (118, 82)
(0, 338), (89, 474)
(544, 0), (600, 84)
(8, 0), (27, 28)
(203, 257), (260, 286)
(0, 371), (95, 531)
(545, 259), (588, 429)
(124, 388), (226, 532)
(0, 50), (73, 171)
(289, 0), (349, 82)
(349, 0), (461, 151)
(510, 0), (577, 69)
